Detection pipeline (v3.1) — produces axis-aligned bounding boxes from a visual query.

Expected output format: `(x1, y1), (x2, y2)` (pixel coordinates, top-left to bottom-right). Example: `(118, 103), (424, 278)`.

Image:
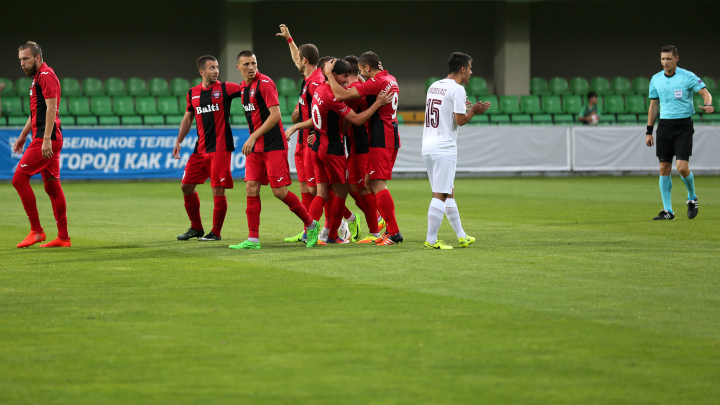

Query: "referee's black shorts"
(656, 117), (693, 162)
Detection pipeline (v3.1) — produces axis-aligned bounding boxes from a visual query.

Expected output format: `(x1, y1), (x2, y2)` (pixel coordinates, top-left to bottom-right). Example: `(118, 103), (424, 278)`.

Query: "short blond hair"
(18, 41), (42, 58)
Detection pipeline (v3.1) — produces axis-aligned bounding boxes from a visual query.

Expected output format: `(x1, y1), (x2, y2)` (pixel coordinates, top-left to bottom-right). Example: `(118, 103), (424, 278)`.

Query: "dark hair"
(587, 91), (598, 100)
(18, 41), (42, 58)
(318, 56), (334, 71)
(358, 51), (380, 70)
(448, 52), (472, 74)
(332, 59), (351, 76)
(298, 44), (319, 66)
(344, 55), (359, 75)
(660, 45), (678, 56)
(196, 55), (217, 70)
(237, 50), (255, 61)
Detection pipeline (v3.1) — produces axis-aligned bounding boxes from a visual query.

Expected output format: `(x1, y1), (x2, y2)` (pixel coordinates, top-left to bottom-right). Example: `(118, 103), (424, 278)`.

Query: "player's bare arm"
(13, 116), (32, 155)
(324, 59), (361, 101)
(41, 97), (57, 159)
(344, 90), (393, 126)
(698, 88), (714, 113)
(285, 119), (313, 140)
(242, 105), (281, 156)
(173, 111), (195, 159)
(291, 104), (300, 123)
(276, 24), (299, 66)
(646, 99), (660, 147)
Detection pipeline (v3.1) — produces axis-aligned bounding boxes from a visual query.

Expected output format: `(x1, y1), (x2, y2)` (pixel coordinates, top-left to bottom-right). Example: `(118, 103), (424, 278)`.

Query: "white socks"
(445, 198), (466, 238)
(426, 198), (445, 244)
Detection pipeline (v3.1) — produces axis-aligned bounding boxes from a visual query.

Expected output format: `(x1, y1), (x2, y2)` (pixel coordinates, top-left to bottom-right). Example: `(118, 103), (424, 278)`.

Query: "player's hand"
(173, 142), (181, 159)
(41, 138), (53, 159)
(699, 104), (715, 113)
(285, 125), (296, 141)
(324, 58), (337, 78)
(646, 134), (654, 147)
(378, 62), (384, 71)
(471, 101), (492, 114)
(13, 136), (27, 154)
(242, 137), (256, 156)
(375, 90), (393, 107)
(307, 130), (316, 145)
(276, 24), (291, 40)
(465, 99), (473, 111)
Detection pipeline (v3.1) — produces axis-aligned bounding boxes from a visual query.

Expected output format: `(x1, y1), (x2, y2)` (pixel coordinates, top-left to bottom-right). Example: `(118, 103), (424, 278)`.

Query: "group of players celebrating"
(9, 35), (713, 250)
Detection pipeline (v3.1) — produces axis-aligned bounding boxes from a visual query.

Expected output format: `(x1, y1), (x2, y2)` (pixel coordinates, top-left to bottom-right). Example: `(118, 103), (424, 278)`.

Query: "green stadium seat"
(542, 95), (563, 114)
(693, 93), (704, 114)
(490, 114), (511, 125)
(82, 78), (104, 96)
(99, 116), (121, 125)
(105, 78), (126, 96)
(149, 78), (170, 96)
(231, 98), (245, 117)
(22, 97), (31, 115)
(617, 114), (638, 124)
(170, 78), (191, 96)
(113, 97), (136, 115)
(468, 77), (490, 97)
(520, 96), (542, 114)
(701, 76), (716, 92)
(122, 116), (143, 125)
(2, 96), (23, 116)
(499, 96), (521, 114)
(611, 77), (632, 95)
(279, 97), (294, 115)
(532, 114), (554, 125)
(166, 115), (184, 125)
(9, 116), (29, 126)
(158, 97), (181, 115)
(480, 95), (499, 114)
(15, 78), (32, 96)
(599, 114), (616, 124)
(569, 77), (589, 95)
(563, 95), (583, 114)
(57, 97), (68, 116)
(0, 116), (6, 126)
(713, 97), (720, 111)
(276, 77), (297, 96)
(91, 97), (113, 116)
(281, 115), (293, 126)
(232, 115), (247, 126)
(511, 114), (532, 125)
(396, 115), (404, 124)
(298, 78), (304, 92)
(68, 97), (92, 116)
(553, 114), (575, 124)
(76, 116), (98, 126)
(144, 115), (165, 125)
(549, 77), (571, 95)
(604, 95), (626, 114)
(468, 114), (489, 125)
(127, 78), (148, 96)
(530, 77), (551, 95)
(61, 116), (75, 126)
(135, 97), (158, 115)
(0, 77), (15, 96)
(702, 113), (720, 124)
(61, 78), (82, 97)
(590, 77), (613, 95)
(626, 95), (647, 114)
(190, 77), (202, 87)
(632, 77), (650, 96)
(425, 77), (441, 92)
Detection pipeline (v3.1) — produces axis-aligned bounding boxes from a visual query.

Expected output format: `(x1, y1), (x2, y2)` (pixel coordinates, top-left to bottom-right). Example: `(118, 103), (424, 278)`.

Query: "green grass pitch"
(1, 176), (719, 404)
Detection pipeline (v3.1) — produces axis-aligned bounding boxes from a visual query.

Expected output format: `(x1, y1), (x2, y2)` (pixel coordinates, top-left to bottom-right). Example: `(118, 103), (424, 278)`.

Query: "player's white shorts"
(423, 154), (457, 194)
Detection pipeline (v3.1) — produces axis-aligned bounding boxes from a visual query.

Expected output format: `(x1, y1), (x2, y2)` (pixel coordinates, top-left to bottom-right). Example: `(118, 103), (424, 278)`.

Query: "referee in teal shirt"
(646, 45), (714, 220)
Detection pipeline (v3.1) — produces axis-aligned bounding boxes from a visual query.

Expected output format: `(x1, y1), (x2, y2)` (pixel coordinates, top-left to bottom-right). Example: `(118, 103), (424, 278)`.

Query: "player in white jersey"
(422, 52), (490, 249)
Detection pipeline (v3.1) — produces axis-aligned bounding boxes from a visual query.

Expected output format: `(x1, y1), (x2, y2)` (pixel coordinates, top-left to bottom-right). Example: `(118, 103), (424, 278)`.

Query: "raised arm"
(323, 59), (361, 101)
(276, 24), (299, 66)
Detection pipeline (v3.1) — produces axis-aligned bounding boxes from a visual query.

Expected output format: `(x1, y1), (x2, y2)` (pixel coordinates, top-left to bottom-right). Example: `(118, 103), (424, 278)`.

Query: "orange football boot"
(17, 230), (46, 248)
(40, 238), (72, 248)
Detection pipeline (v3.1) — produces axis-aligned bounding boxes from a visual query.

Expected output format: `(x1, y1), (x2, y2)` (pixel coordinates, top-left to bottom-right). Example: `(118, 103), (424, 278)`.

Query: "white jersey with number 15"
(422, 79), (467, 156)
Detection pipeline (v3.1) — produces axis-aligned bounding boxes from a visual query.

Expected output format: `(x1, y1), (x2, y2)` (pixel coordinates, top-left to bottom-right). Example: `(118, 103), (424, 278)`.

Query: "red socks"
(183, 192), (203, 231)
(375, 189), (399, 234)
(282, 191), (313, 227)
(360, 192), (381, 234)
(246, 195), (261, 239)
(301, 192), (314, 212)
(43, 180), (68, 239)
(309, 194), (327, 222)
(329, 196), (346, 240)
(323, 190), (335, 229)
(213, 196), (227, 237)
(12, 173), (42, 232)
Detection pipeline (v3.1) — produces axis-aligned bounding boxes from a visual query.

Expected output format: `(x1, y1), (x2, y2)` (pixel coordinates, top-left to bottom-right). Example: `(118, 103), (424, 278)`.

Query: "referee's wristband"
(646, 125), (654, 135)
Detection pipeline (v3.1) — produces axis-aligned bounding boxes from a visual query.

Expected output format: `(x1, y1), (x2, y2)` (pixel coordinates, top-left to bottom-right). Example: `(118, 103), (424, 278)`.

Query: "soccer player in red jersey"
(324, 52), (403, 245)
(12, 42), (70, 248)
(173, 55), (238, 242)
(230, 51), (319, 249)
(288, 59), (391, 244)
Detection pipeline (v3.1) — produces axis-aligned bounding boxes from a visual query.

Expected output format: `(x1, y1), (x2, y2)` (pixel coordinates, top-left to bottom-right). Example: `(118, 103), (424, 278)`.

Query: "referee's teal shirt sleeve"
(649, 81), (659, 99)
(689, 73), (706, 93)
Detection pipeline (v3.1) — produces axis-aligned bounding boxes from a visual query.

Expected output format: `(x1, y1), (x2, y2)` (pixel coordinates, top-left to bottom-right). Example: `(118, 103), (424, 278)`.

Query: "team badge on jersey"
(212, 90), (221, 99)
(250, 89), (256, 98)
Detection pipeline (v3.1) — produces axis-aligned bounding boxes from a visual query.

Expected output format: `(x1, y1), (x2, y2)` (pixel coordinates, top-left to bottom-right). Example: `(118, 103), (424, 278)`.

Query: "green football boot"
(347, 212), (362, 242)
(458, 235), (476, 248)
(229, 240), (261, 250)
(424, 240), (453, 250)
(284, 231), (305, 243)
(306, 220), (320, 248)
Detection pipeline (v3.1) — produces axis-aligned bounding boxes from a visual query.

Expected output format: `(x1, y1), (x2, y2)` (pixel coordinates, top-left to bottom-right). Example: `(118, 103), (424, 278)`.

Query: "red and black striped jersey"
(311, 83), (349, 156)
(343, 80), (369, 155)
(239, 72), (287, 153)
(356, 70), (400, 149)
(186, 81), (241, 154)
(30, 63), (62, 141)
(296, 68), (325, 147)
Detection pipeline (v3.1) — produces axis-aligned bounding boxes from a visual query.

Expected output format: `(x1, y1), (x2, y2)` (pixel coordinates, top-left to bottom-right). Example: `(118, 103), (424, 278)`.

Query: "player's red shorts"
(346, 153), (369, 189)
(294, 142), (316, 187)
(368, 147), (398, 181)
(303, 144), (317, 187)
(245, 149), (292, 188)
(16, 138), (63, 180)
(182, 151), (233, 188)
(294, 143), (307, 183)
(314, 152), (346, 185)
